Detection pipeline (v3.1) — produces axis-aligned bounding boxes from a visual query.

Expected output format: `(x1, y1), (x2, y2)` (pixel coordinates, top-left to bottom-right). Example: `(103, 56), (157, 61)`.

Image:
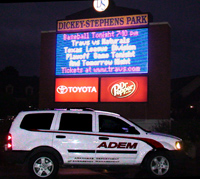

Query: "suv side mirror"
(129, 126), (140, 134)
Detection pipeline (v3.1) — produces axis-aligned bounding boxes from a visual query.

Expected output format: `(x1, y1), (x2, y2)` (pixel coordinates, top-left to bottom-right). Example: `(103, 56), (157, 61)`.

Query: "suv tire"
(28, 152), (59, 179)
(145, 151), (172, 177)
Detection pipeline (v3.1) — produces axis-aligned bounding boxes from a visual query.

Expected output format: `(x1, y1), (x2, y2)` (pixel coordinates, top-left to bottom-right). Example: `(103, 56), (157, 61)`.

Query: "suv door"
(96, 114), (141, 165)
(52, 111), (97, 164)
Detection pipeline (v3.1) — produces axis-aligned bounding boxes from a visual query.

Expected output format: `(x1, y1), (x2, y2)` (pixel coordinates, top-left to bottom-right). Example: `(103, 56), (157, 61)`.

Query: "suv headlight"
(175, 141), (182, 150)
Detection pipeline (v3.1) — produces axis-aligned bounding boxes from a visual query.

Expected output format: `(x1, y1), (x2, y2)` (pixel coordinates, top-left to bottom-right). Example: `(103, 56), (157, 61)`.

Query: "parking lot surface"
(1, 154), (200, 178)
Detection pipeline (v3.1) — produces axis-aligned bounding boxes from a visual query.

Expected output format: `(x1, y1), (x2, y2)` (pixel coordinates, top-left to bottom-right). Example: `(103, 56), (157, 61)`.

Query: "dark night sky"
(0, 0), (200, 78)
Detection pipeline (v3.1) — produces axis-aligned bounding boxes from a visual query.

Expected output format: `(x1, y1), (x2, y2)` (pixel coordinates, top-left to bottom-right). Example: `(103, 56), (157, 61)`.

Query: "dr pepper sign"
(100, 76), (147, 102)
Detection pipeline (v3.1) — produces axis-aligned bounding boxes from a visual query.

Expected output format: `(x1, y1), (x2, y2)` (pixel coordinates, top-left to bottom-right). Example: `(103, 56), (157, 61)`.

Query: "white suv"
(5, 108), (183, 178)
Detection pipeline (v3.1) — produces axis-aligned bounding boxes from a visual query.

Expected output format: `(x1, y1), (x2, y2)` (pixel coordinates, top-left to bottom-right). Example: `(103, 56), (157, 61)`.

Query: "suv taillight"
(6, 133), (12, 150)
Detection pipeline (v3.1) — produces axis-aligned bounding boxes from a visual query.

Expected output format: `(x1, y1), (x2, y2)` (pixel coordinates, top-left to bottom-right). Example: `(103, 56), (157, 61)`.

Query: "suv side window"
(59, 113), (92, 132)
(20, 113), (54, 130)
(99, 115), (139, 134)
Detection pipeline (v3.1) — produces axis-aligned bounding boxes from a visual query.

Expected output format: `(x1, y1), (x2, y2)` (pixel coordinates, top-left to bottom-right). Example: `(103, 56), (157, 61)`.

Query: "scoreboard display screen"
(55, 28), (148, 76)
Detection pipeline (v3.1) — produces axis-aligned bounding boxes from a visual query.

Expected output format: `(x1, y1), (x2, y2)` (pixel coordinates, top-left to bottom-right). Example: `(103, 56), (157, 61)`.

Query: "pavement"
(1, 146), (200, 178)
(1, 155), (200, 178)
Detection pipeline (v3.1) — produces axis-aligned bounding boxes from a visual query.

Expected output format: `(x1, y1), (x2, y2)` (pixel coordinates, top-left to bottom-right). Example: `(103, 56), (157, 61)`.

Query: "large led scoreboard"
(55, 28), (148, 76)
(55, 14), (149, 102)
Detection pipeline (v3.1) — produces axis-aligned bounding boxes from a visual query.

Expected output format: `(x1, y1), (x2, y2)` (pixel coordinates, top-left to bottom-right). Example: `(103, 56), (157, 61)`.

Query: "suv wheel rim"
(150, 156), (169, 176)
(33, 157), (54, 177)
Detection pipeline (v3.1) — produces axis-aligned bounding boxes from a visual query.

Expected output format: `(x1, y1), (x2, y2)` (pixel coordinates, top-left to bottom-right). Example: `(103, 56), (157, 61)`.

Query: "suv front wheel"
(145, 152), (172, 177)
(28, 152), (59, 179)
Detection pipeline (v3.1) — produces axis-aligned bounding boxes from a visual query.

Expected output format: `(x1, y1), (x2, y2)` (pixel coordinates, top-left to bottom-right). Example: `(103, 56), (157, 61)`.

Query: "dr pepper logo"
(110, 80), (138, 98)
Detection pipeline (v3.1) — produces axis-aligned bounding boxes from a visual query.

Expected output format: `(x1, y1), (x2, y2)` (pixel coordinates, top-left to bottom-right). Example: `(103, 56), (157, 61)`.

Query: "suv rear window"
(59, 113), (92, 132)
(20, 113), (54, 130)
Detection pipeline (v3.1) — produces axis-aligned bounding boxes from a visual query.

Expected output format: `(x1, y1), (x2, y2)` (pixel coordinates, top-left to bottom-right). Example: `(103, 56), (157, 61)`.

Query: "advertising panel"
(56, 28), (148, 76)
(55, 77), (99, 102)
(100, 76), (147, 102)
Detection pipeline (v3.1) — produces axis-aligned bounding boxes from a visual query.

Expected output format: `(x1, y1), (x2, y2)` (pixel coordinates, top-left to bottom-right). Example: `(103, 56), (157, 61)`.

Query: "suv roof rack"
(54, 107), (94, 111)
(68, 107), (94, 111)
(82, 107), (94, 111)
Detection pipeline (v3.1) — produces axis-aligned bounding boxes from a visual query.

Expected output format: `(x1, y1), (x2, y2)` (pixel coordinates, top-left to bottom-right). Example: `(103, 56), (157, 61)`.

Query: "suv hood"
(147, 131), (181, 141)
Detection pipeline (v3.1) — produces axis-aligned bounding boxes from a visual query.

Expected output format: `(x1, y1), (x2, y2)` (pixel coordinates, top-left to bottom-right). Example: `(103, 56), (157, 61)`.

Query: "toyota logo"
(57, 85), (68, 94)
